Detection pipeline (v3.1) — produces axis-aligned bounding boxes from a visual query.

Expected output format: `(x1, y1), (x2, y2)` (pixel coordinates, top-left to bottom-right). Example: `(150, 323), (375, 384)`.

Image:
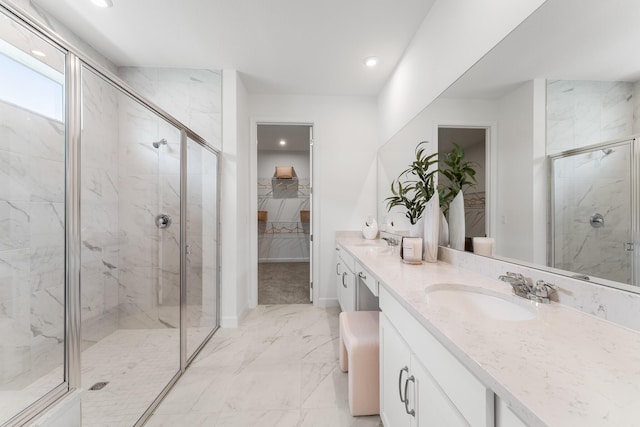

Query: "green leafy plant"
(438, 142), (477, 217)
(385, 141), (439, 225)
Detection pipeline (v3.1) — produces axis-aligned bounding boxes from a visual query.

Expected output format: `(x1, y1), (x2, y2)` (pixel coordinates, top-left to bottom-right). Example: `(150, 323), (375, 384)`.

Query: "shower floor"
(0, 325), (213, 427)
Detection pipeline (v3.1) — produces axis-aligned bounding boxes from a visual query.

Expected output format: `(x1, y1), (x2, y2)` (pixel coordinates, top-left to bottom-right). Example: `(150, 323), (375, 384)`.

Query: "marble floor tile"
(147, 304), (382, 426)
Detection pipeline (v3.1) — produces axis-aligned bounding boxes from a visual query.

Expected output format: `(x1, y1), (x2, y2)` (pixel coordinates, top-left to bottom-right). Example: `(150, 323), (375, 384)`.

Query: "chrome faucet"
(498, 272), (557, 304)
(498, 272), (532, 299)
(381, 236), (399, 247)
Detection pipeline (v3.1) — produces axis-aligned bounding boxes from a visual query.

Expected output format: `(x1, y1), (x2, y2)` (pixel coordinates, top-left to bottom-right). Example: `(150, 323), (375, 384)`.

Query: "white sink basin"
(425, 284), (536, 321)
(352, 241), (393, 255)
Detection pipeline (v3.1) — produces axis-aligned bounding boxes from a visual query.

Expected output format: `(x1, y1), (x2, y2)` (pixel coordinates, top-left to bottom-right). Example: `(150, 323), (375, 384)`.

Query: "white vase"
(408, 217), (423, 237)
(439, 210), (449, 246)
(423, 193), (440, 263)
(362, 215), (379, 240)
(449, 192), (465, 250)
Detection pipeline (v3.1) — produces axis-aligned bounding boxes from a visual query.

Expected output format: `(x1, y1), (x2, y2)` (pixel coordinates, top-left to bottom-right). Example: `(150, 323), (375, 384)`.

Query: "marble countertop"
(336, 231), (640, 427)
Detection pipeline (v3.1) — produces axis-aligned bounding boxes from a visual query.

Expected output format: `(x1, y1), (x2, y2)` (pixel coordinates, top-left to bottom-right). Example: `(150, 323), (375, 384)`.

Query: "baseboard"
(220, 315), (239, 328)
(316, 297), (339, 308)
(258, 258), (310, 263)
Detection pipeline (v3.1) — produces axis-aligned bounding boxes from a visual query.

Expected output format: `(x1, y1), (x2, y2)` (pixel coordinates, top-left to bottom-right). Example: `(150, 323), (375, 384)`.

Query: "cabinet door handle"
(404, 375), (416, 417)
(342, 272), (347, 288)
(336, 262), (341, 276)
(398, 366), (409, 403)
(358, 272), (367, 280)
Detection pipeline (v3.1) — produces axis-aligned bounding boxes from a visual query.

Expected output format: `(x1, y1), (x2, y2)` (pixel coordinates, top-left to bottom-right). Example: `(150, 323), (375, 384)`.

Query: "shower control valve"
(155, 214), (172, 229)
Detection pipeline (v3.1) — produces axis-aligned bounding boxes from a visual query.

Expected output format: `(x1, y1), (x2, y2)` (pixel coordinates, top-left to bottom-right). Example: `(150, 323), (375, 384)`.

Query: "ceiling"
(443, 0), (640, 99)
(31, 0), (435, 96)
(257, 124), (310, 151)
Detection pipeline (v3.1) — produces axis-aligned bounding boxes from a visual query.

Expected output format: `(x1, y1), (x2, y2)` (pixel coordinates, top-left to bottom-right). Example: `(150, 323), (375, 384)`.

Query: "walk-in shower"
(550, 137), (637, 286)
(0, 4), (221, 426)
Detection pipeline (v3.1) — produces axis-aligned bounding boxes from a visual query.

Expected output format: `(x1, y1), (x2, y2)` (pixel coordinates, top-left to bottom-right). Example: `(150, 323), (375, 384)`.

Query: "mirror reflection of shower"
(153, 138), (167, 148)
(551, 138), (635, 287)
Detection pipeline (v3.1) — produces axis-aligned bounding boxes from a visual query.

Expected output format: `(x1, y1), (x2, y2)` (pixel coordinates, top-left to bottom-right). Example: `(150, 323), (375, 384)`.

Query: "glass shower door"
(551, 140), (634, 285)
(0, 12), (67, 424)
(185, 138), (219, 360)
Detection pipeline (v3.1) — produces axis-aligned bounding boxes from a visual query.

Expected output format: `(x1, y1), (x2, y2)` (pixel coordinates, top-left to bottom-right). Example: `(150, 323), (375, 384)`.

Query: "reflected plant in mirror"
(385, 141), (439, 235)
(438, 143), (478, 217)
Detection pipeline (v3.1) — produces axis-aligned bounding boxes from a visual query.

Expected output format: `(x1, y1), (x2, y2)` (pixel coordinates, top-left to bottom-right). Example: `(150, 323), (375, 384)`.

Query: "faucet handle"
(533, 280), (558, 301)
(505, 272), (525, 281)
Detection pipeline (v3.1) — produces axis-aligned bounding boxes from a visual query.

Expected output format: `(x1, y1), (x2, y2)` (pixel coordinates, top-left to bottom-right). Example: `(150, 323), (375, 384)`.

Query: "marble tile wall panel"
(547, 80), (635, 154)
(80, 70), (120, 342)
(0, 99), (65, 389)
(119, 67), (222, 150)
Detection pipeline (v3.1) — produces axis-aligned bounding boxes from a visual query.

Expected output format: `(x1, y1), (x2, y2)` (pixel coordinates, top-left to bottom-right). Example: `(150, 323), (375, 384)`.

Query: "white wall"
(220, 70), (251, 327)
(250, 95), (378, 307)
(377, 0), (546, 143)
(495, 80), (546, 264)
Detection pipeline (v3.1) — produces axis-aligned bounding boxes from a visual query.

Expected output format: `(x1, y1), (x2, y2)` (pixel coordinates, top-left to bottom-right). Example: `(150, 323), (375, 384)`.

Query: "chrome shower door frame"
(548, 135), (639, 289)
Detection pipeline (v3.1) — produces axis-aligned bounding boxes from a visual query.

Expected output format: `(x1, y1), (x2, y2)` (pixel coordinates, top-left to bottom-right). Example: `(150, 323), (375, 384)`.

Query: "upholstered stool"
(339, 310), (380, 416)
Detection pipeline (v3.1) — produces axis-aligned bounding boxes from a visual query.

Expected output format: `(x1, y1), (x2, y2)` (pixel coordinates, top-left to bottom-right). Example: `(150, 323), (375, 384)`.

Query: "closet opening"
(257, 124), (313, 304)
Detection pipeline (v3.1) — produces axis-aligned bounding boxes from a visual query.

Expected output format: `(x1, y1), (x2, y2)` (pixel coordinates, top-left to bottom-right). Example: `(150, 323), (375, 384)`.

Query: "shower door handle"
(185, 244), (192, 255)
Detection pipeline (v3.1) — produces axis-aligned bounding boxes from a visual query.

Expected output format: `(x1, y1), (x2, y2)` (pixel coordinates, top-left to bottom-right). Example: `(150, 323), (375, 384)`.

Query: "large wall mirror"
(377, 0), (640, 294)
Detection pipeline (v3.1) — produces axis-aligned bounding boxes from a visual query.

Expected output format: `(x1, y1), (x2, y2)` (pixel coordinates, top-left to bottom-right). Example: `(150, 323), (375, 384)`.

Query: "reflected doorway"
(438, 127), (488, 243)
(257, 124), (312, 304)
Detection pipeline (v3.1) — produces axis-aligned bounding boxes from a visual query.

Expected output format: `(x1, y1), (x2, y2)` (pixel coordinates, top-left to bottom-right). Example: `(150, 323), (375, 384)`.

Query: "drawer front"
(335, 244), (355, 272)
(380, 286), (493, 427)
(355, 261), (378, 297)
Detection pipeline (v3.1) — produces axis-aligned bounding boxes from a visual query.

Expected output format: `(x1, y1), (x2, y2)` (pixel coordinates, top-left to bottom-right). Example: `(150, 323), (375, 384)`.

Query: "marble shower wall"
(116, 66), (222, 329)
(118, 67), (222, 151)
(547, 79), (640, 154)
(116, 94), (182, 330)
(0, 99), (66, 386)
(80, 69), (120, 344)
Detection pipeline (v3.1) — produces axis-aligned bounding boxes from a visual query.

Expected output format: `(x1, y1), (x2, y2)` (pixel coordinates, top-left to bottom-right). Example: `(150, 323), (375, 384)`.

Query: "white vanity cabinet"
(335, 245), (356, 311)
(336, 244), (380, 311)
(380, 286), (494, 427)
(380, 314), (469, 427)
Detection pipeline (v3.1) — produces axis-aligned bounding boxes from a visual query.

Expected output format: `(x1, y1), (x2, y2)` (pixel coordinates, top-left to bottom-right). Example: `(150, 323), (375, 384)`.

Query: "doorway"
(256, 124), (313, 304)
(438, 127), (488, 242)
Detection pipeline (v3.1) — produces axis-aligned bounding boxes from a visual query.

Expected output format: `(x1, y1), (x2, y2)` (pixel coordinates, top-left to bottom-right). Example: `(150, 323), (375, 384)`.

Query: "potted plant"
(438, 142), (477, 250)
(385, 141), (439, 237)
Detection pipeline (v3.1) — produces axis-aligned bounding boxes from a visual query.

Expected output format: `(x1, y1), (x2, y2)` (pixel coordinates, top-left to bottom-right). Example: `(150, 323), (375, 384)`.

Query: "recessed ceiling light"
(364, 56), (379, 67)
(279, 140), (286, 146)
(91, 0), (113, 8)
(31, 50), (46, 57)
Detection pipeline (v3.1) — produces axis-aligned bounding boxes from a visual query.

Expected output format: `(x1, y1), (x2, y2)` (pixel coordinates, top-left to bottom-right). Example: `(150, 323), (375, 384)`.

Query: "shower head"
(601, 148), (613, 156)
(152, 138), (167, 148)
